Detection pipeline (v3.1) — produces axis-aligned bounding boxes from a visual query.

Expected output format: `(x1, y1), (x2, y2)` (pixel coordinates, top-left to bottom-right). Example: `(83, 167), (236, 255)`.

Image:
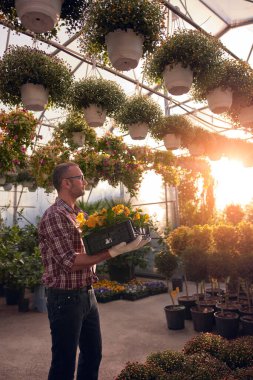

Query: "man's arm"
(71, 250), (111, 271)
(71, 236), (150, 271)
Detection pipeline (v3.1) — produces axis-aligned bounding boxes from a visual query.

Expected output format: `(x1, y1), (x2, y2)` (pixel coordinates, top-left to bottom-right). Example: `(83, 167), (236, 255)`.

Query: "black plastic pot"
(214, 311), (240, 339)
(216, 302), (241, 314)
(205, 288), (224, 297)
(5, 288), (24, 305)
(239, 306), (253, 317)
(178, 296), (197, 320)
(240, 315), (253, 336)
(164, 305), (185, 330)
(191, 306), (214, 332)
(18, 298), (30, 312)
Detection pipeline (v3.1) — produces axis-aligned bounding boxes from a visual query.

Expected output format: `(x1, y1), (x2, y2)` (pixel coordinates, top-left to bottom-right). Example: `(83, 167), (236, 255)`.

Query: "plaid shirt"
(38, 198), (98, 289)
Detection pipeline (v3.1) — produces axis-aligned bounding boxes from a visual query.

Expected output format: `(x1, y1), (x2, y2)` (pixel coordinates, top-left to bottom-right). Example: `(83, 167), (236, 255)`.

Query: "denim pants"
(46, 287), (102, 380)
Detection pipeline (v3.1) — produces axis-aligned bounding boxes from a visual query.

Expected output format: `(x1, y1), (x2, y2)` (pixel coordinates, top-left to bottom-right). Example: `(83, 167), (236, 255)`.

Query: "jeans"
(46, 287), (102, 380)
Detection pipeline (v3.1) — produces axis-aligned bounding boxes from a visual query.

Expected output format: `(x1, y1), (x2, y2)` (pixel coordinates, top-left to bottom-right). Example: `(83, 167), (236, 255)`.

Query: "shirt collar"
(55, 197), (81, 215)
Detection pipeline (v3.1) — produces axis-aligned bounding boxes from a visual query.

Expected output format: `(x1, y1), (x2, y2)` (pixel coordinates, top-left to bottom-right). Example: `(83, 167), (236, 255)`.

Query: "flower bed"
(93, 279), (168, 303)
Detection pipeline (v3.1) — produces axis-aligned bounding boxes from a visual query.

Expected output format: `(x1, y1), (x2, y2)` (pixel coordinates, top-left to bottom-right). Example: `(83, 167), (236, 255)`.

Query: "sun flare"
(210, 157), (253, 210)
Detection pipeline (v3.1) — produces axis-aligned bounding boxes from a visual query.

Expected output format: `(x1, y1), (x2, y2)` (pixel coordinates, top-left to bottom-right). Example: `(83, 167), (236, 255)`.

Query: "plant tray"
(83, 220), (137, 255)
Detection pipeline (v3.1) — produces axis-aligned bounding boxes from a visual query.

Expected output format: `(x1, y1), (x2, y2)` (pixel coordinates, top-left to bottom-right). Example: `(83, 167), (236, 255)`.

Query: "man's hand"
(108, 235), (151, 258)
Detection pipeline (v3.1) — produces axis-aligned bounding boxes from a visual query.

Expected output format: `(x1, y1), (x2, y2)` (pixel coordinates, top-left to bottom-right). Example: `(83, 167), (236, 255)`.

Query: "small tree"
(224, 204), (245, 225)
(154, 249), (178, 288)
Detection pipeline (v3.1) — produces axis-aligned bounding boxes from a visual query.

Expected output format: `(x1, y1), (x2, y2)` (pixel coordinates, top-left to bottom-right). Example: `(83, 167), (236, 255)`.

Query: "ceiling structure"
(1, 0), (253, 148)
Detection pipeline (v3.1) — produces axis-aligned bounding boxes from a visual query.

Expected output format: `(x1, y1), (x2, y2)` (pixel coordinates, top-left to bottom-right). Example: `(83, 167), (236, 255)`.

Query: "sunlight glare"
(210, 157), (253, 210)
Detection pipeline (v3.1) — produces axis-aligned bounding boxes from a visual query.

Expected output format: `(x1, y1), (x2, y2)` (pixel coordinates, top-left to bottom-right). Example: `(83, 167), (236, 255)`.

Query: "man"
(38, 162), (150, 380)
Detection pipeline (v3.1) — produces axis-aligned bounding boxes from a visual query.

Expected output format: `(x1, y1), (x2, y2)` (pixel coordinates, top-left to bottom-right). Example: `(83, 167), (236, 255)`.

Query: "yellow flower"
(144, 214), (149, 223)
(76, 212), (86, 228)
(133, 212), (140, 220)
(86, 215), (99, 228)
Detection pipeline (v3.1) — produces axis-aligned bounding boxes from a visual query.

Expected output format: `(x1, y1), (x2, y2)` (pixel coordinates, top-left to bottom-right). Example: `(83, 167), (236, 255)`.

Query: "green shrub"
(115, 361), (167, 380)
(146, 350), (185, 374)
(183, 333), (227, 360)
(221, 337), (253, 370)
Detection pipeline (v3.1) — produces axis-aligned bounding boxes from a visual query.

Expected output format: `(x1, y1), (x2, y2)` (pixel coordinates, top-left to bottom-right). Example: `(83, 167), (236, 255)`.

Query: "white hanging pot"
(15, 0), (63, 34)
(21, 83), (49, 111)
(188, 143), (205, 156)
(163, 134), (181, 150)
(27, 182), (37, 191)
(0, 175), (6, 186)
(71, 132), (85, 147)
(3, 183), (13, 191)
(21, 180), (33, 188)
(238, 105), (253, 127)
(128, 123), (149, 140)
(207, 87), (233, 114)
(163, 63), (193, 96)
(105, 29), (144, 71)
(83, 104), (107, 128)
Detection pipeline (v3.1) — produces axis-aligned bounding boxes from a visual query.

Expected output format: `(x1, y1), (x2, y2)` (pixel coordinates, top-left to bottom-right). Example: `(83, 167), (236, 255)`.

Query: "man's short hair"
(52, 162), (78, 192)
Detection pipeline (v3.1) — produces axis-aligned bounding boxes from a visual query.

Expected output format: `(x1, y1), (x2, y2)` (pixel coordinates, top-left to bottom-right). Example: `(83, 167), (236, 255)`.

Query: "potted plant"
(154, 248), (179, 288)
(150, 114), (195, 150)
(146, 29), (224, 95)
(192, 58), (253, 115)
(0, 0), (90, 35)
(164, 287), (186, 330)
(70, 77), (126, 127)
(16, 169), (36, 188)
(81, 0), (165, 71)
(76, 202), (151, 255)
(29, 139), (70, 191)
(58, 112), (97, 148)
(0, 108), (38, 177)
(236, 221), (253, 331)
(115, 94), (162, 140)
(187, 126), (213, 157)
(0, 45), (72, 111)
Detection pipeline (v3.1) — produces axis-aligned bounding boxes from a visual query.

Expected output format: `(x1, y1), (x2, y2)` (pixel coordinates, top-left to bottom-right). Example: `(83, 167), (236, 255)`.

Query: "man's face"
(62, 166), (87, 198)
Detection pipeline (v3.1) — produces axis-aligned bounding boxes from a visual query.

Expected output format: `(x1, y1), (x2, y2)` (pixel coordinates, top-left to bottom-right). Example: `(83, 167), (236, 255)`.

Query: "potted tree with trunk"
(0, 45), (72, 111)
(81, 0), (165, 71)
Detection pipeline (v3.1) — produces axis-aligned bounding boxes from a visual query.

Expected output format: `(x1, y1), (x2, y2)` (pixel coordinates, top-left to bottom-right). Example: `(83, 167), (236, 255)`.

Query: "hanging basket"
(105, 29), (144, 71)
(0, 175), (6, 186)
(15, 0), (63, 34)
(71, 132), (85, 147)
(163, 133), (181, 150)
(3, 183), (13, 191)
(21, 83), (49, 111)
(163, 63), (193, 96)
(188, 143), (205, 156)
(207, 87), (233, 114)
(128, 123), (149, 140)
(83, 104), (106, 128)
(238, 105), (253, 128)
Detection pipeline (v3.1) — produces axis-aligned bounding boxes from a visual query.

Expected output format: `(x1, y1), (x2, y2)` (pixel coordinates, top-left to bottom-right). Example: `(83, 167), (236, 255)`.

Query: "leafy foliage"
(70, 77), (126, 115)
(0, 45), (72, 108)
(115, 94), (162, 131)
(146, 29), (224, 84)
(80, 0), (165, 62)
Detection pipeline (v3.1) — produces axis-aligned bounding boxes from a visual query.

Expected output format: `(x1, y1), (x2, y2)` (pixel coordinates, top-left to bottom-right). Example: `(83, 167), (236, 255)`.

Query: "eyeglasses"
(64, 175), (85, 181)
